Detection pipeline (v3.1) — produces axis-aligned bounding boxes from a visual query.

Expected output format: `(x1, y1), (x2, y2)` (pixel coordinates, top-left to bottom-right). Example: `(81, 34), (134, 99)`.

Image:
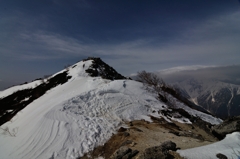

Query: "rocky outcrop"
(212, 116), (240, 139)
(137, 140), (177, 159)
(110, 146), (139, 159)
(84, 57), (126, 80)
(110, 141), (177, 159)
(0, 71), (71, 126)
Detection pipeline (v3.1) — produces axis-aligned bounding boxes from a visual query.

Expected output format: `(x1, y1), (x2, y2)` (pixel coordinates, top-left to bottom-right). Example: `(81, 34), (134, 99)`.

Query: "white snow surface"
(0, 60), (222, 159)
(0, 80), (42, 99)
(167, 94), (222, 125)
(178, 132), (240, 159)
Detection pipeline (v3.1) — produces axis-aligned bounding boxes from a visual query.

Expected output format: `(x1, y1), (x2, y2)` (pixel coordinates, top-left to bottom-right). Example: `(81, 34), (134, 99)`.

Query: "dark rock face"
(141, 140), (177, 159)
(197, 88), (233, 119)
(212, 116), (240, 139)
(161, 141), (177, 151)
(110, 146), (139, 159)
(143, 146), (168, 159)
(173, 79), (240, 119)
(0, 71), (71, 126)
(84, 57), (126, 80)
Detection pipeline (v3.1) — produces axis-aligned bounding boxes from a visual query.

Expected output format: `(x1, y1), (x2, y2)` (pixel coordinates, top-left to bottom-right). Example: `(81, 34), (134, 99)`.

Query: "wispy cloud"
(157, 65), (217, 75)
(0, 9), (240, 75)
(157, 65), (240, 85)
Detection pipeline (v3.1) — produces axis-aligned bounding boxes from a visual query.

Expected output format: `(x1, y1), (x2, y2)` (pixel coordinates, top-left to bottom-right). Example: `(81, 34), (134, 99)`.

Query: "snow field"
(0, 80), (42, 99)
(0, 77), (167, 159)
(178, 132), (240, 159)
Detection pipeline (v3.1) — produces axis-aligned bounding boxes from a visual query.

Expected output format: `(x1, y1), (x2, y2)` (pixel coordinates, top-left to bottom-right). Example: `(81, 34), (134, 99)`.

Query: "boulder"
(212, 116), (240, 139)
(161, 140), (177, 151)
(110, 146), (132, 159)
(110, 146), (139, 159)
(143, 146), (168, 159)
(142, 141), (177, 159)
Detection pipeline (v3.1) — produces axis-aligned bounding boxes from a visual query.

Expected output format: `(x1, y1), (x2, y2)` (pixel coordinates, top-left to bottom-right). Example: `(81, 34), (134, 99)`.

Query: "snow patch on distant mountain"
(173, 79), (240, 118)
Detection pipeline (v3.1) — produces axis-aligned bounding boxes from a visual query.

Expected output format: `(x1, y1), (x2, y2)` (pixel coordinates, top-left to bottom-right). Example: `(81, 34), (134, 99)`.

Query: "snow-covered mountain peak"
(0, 58), (224, 159)
(55, 57), (126, 81)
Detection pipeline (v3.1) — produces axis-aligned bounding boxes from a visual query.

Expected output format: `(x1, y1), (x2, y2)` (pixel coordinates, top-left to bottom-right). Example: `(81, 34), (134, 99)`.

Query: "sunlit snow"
(0, 60), (223, 159)
(178, 132), (240, 159)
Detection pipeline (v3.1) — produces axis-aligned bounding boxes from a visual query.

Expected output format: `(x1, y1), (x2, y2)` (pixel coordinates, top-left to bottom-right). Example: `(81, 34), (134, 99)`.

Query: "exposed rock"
(141, 141), (176, 159)
(122, 150), (139, 159)
(110, 146), (139, 159)
(131, 127), (143, 132)
(121, 140), (134, 146)
(131, 150), (139, 157)
(170, 130), (205, 141)
(118, 127), (127, 132)
(216, 153), (228, 159)
(123, 132), (130, 137)
(130, 122), (133, 126)
(143, 146), (170, 159)
(212, 116), (240, 139)
(110, 146), (132, 159)
(0, 71), (71, 126)
(84, 57), (126, 80)
(161, 140), (177, 151)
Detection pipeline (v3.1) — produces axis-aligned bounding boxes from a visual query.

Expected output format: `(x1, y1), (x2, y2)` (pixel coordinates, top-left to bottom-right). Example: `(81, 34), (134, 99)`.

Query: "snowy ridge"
(0, 59), (223, 159)
(0, 80), (42, 99)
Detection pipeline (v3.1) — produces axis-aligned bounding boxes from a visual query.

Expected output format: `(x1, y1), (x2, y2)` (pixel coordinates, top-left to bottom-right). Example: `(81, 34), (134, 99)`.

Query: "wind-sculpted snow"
(0, 78), (167, 159)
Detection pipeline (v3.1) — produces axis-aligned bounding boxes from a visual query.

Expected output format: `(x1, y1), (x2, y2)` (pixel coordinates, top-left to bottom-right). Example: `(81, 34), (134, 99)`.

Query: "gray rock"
(143, 146), (167, 159)
(110, 146), (132, 159)
(122, 149), (139, 159)
(212, 116), (240, 139)
(161, 140), (177, 151)
(131, 150), (139, 157)
(110, 146), (139, 159)
(118, 127), (127, 132)
(122, 153), (132, 159)
(141, 140), (177, 159)
(123, 132), (130, 137)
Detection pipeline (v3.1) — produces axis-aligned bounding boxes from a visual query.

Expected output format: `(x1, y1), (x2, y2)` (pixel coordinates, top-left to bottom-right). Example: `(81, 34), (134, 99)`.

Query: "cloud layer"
(157, 65), (240, 85)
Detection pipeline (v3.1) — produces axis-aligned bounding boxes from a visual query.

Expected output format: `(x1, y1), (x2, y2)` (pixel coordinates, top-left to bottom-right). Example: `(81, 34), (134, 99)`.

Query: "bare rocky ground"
(81, 117), (218, 159)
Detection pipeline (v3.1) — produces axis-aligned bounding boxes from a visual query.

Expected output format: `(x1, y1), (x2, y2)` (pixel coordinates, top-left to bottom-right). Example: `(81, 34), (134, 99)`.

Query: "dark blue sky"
(1, 0), (240, 90)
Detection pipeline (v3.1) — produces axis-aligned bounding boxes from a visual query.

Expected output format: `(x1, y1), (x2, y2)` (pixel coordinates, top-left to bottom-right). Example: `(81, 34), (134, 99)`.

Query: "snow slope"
(0, 59), (222, 159)
(0, 80), (42, 99)
(178, 132), (240, 159)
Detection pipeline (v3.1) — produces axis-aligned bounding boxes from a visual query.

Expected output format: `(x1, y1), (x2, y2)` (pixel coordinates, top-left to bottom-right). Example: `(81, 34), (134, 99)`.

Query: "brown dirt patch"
(81, 117), (218, 159)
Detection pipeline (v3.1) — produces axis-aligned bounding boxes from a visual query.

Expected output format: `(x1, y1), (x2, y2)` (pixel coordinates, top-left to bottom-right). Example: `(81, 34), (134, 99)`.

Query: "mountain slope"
(0, 58), (222, 159)
(173, 78), (240, 119)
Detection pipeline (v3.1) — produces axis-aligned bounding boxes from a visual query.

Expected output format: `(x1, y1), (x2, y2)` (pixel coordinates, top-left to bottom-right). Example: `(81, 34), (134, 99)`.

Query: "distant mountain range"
(155, 65), (240, 119)
(173, 78), (240, 119)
